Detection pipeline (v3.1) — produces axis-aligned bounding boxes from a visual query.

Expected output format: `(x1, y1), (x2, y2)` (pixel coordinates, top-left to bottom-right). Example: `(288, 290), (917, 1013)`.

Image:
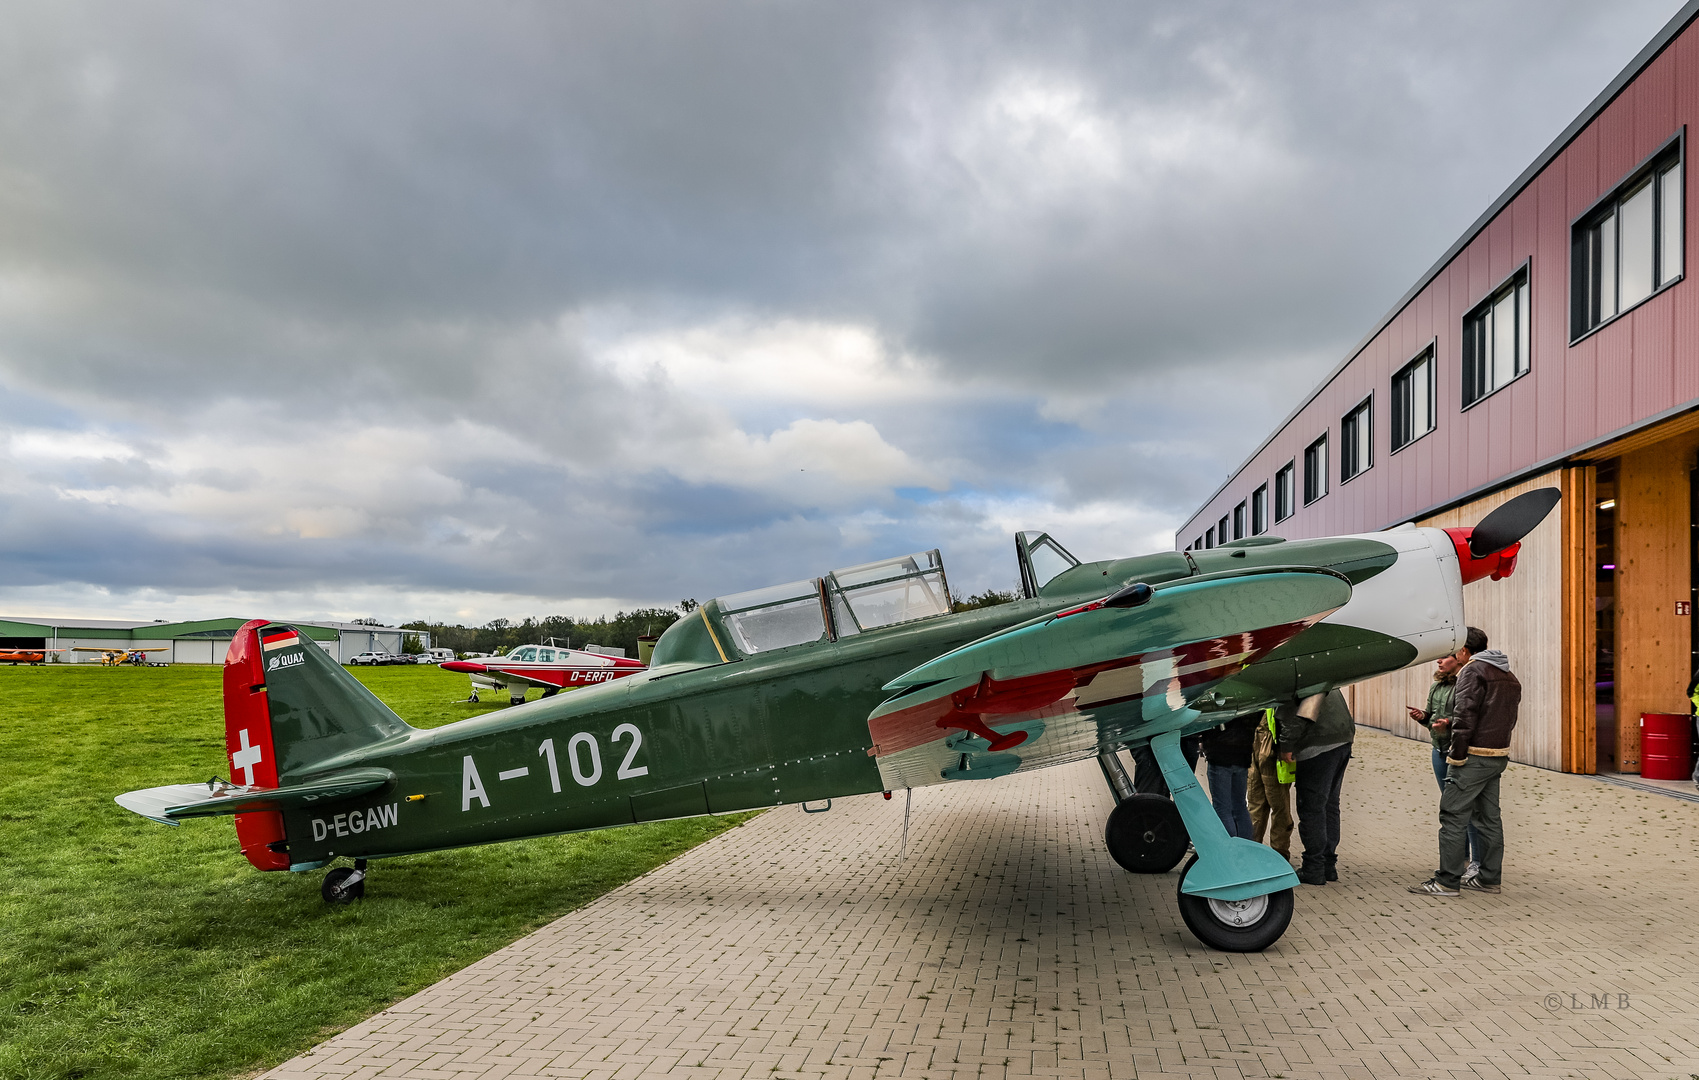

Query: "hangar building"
(0, 618), (426, 665)
(1180, 0), (1699, 777)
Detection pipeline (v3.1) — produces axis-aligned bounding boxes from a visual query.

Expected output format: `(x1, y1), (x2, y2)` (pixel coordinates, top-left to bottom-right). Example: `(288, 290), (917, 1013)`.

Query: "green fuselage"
(279, 535), (1407, 867)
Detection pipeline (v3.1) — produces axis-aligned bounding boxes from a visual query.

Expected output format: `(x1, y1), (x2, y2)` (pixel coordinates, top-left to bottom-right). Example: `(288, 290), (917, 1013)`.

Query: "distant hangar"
(0, 617), (429, 664)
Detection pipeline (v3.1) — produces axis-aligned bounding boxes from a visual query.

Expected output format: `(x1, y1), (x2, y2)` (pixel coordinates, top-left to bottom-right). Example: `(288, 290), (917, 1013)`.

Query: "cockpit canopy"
(1015, 531), (1080, 597)
(648, 532), (1082, 668)
(502, 645), (564, 663)
(670, 549), (955, 661)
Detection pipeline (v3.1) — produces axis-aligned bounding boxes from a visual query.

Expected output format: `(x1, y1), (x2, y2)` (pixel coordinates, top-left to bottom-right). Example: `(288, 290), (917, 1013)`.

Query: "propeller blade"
(1469, 487), (1561, 557)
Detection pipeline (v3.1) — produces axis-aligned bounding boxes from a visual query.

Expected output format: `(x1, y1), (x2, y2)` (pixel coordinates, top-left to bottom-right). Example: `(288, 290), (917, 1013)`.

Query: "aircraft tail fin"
(222, 619), (415, 870)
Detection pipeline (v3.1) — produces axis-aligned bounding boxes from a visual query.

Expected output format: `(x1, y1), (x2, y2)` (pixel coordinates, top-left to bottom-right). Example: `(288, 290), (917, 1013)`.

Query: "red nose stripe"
(1444, 528), (1522, 585)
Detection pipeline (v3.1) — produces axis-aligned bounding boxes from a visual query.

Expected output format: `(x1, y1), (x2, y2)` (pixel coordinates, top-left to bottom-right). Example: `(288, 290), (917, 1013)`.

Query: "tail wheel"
(322, 867), (365, 904)
(1175, 854), (1293, 952)
(1104, 793), (1189, 873)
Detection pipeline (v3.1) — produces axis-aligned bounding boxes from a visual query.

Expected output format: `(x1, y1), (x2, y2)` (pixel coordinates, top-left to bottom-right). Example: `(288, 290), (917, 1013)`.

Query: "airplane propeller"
(1467, 487), (1562, 557)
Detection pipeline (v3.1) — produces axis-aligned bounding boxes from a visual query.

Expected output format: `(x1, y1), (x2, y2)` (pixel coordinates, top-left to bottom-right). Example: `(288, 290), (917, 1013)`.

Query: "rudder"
(224, 620), (414, 870)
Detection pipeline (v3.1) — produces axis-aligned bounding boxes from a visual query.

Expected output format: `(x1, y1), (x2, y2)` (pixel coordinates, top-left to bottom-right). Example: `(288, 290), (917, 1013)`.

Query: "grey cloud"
(0, 0), (1685, 617)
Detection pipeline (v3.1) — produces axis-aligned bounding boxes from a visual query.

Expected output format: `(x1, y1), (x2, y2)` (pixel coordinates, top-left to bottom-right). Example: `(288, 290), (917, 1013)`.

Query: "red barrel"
(1639, 713), (1695, 780)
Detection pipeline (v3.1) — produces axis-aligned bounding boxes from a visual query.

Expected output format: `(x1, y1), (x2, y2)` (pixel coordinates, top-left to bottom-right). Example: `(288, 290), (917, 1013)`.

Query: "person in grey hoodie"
(1276, 688), (1354, 886)
(1410, 626), (1521, 898)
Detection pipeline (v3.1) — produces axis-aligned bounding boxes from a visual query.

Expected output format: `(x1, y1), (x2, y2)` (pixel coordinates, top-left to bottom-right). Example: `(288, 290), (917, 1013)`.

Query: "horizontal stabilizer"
(115, 768), (394, 824)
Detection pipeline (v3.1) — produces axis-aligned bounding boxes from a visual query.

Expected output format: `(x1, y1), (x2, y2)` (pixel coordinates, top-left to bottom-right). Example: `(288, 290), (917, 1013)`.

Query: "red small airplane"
(441, 643), (645, 703)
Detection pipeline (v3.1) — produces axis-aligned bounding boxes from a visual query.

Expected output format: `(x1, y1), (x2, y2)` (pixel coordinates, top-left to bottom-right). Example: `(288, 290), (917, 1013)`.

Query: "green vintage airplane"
(117, 489), (1559, 951)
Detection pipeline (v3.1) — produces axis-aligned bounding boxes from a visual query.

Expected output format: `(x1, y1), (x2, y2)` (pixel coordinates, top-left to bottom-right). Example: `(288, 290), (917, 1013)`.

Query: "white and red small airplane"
(440, 643), (646, 703)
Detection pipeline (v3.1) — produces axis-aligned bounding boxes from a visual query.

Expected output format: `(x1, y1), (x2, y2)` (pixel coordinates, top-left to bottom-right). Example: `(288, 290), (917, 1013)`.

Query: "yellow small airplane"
(73, 647), (170, 666)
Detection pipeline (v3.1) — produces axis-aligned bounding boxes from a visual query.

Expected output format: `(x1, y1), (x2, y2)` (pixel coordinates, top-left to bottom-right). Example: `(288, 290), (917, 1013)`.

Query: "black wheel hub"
(1104, 793), (1190, 873)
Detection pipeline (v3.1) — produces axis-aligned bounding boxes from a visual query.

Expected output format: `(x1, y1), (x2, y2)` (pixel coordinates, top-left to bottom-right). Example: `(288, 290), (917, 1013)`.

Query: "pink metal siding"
(1183, 12), (1699, 544)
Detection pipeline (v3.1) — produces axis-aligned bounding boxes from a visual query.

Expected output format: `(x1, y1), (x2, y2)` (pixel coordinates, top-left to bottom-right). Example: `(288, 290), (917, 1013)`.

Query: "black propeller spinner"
(1468, 487), (1562, 558)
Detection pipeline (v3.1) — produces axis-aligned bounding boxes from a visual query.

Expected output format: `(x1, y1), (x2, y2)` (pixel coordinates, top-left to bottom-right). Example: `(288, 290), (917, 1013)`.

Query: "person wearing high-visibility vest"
(1245, 707), (1295, 861)
(1688, 670), (1699, 788)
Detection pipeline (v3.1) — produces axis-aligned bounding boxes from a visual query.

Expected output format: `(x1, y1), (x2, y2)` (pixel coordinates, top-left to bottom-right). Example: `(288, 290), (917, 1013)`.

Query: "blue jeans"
(1431, 747), (1480, 862)
(1207, 763), (1253, 839)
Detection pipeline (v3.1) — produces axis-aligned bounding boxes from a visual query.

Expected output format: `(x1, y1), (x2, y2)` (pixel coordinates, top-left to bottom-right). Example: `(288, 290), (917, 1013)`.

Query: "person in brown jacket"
(1410, 626), (1521, 897)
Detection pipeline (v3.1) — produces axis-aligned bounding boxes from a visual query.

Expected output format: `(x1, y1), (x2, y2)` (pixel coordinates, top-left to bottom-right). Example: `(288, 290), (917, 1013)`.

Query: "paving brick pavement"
(265, 728), (1699, 1080)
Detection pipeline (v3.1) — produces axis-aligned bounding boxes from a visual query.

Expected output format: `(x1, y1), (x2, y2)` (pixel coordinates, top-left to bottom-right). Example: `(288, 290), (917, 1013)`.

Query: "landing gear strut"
(1108, 731), (1299, 952)
(322, 859), (367, 904)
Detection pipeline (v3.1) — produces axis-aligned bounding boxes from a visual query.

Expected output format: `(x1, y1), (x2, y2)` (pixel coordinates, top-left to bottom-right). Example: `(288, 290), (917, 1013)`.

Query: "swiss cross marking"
(233, 728), (263, 786)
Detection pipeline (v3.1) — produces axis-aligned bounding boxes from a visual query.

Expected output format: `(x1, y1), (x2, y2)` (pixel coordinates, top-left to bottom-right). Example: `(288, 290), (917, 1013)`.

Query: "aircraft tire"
(321, 867), (365, 904)
(1103, 794), (1189, 873)
(1174, 855), (1293, 952)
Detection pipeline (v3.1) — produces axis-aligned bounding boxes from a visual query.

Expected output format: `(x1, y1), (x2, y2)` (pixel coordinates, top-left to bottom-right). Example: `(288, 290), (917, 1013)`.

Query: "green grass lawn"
(0, 663), (756, 1080)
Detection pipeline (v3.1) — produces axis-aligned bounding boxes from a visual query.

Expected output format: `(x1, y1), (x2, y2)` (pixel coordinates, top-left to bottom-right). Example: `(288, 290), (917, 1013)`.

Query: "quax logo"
(312, 803), (399, 841)
(267, 651), (305, 672)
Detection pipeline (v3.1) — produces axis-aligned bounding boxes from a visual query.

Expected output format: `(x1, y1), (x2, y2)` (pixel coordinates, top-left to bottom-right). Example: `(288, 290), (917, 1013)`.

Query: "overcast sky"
(0, 0), (1685, 625)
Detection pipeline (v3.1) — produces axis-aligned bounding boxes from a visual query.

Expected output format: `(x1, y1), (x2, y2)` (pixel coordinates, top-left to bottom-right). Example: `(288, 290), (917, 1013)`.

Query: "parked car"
(348, 651), (390, 666)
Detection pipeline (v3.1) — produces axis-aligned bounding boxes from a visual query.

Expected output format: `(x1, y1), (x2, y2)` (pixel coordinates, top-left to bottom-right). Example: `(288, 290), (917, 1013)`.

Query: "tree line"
(402, 606), (687, 658)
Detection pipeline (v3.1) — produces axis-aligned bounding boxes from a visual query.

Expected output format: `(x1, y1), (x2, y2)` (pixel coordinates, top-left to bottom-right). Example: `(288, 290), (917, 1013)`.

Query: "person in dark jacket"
(1201, 713), (1257, 839)
(1410, 626), (1521, 897)
(1276, 688), (1355, 886)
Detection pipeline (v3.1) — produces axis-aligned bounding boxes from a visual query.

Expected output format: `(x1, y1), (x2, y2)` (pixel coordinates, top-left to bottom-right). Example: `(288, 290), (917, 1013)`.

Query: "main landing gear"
(322, 859), (368, 904)
(1099, 733), (1296, 952)
(1174, 855), (1294, 952)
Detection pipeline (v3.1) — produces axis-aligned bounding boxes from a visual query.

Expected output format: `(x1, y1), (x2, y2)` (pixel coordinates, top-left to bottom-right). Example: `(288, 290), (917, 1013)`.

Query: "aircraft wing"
(440, 660), (558, 688)
(115, 768), (394, 825)
(867, 566), (1351, 791)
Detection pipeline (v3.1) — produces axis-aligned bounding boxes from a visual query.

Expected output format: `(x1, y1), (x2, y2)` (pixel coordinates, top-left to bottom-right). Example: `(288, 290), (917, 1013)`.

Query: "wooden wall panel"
(1348, 471), (1567, 771)
(1560, 465), (1597, 774)
(1613, 441), (1697, 769)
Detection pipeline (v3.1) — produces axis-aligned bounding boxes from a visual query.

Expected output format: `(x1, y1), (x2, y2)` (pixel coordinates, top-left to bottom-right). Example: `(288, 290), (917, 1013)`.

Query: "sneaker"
(1463, 860), (1481, 882)
(1459, 877), (1500, 893)
(1407, 878), (1460, 897)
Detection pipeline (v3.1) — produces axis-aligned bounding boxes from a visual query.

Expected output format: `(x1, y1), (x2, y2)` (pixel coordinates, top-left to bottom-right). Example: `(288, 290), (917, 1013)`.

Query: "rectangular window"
(1340, 398), (1371, 482)
(1232, 502), (1246, 541)
(1464, 267), (1530, 406)
(1303, 435), (1328, 504)
(1217, 514), (1229, 544)
(1573, 148), (1682, 339)
(1205, 526), (1215, 549)
(1251, 485), (1268, 535)
(1193, 535), (1202, 551)
(1391, 346), (1437, 451)
(1274, 462), (1295, 522)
